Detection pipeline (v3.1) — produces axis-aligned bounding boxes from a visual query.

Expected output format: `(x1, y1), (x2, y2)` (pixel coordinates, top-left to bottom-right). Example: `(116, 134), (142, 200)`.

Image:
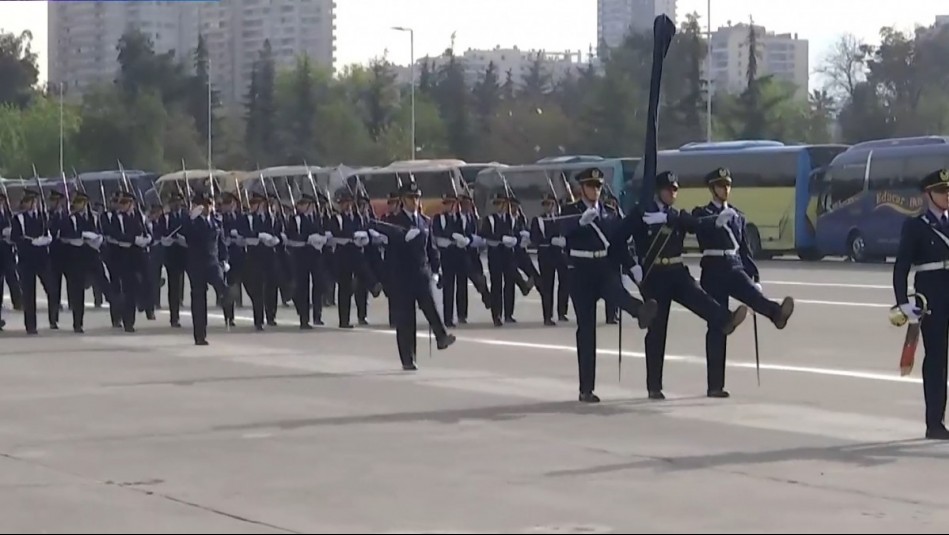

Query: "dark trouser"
(336, 247), (376, 326)
(487, 248), (515, 321)
(701, 266), (781, 392)
(643, 266), (731, 392)
(440, 247), (466, 324)
(922, 310), (949, 430)
(292, 249), (324, 325)
(394, 277), (448, 367)
(116, 252), (145, 329)
(354, 280), (368, 321)
(105, 253), (122, 327)
(538, 248), (569, 321)
(276, 249), (294, 305)
(2, 248), (21, 309)
(189, 263), (227, 343)
(569, 258), (645, 395)
(166, 262), (186, 324)
(64, 250), (87, 329)
(48, 245), (65, 324)
(17, 253), (49, 333)
(245, 250), (276, 327)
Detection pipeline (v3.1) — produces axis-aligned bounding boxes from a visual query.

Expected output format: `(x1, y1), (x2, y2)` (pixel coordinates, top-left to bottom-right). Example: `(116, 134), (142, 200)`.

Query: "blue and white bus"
(813, 136), (949, 262)
(616, 141), (849, 259)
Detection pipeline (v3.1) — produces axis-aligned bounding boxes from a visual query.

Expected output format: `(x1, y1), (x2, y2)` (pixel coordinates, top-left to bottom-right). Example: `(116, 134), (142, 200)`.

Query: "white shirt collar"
(930, 207), (948, 221)
(712, 199), (728, 210)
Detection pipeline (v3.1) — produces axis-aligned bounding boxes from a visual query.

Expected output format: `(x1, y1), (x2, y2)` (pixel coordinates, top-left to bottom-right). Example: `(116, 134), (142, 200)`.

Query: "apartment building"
(707, 22), (809, 99)
(597, 0), (677, 48)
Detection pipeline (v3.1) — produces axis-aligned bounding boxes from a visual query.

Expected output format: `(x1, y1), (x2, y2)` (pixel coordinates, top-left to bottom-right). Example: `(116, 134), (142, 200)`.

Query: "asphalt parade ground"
(1, 258), (948, 533)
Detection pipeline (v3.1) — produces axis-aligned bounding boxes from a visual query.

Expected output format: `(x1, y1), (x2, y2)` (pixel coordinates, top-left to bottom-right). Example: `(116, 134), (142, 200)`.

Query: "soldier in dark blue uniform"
(432, 193), (470, 327)
(182, 192), (230, 345)
(46, 189), (68, 328)
(107, 191), (151, 333)
(285, 194), (329, 328)
(240, 191), (281, 330)
(626, 171), (749, 400)
(692, 167), (795, 396)
(560, 168), (659, 403)
(375, 181), (456, 370)
(380, 190), (401, 327)
(157, 192), (188, 327)
(893, 168), (949, 439)
(219, 192), (246, 328)
(480, 193), (520, 327)
(9, 189), (52, 335)
(328, 190), (382, 328)
(57, 191), (97, 333)
(531, 194), (569, 325)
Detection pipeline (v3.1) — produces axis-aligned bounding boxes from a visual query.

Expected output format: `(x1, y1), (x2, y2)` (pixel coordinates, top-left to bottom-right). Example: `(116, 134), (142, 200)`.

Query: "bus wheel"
(747, 224), (766, 259)
(797, 248), (825, 261)
(847, 231), (868, 263)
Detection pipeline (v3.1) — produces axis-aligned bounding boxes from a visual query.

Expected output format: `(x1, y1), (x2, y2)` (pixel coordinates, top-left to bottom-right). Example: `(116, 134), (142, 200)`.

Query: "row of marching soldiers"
(0, 180), (613, 338)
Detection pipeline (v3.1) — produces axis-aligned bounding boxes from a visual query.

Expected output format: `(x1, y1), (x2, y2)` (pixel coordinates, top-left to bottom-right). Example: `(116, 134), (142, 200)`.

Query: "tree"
(187, 34), (217, 154)
(244, 40), (277, 164)
(432, 42), (474, 159)
(520, 52), (551, 102)
(817, 34), (870, 105)
(363, 57), (400, 141)
(0, 29), (39, 108)
(75, 87), (167, 171)
(276, 56), (320, 163)
(472, 61), (502, 148)
(0, 96), (81, 176)
(662, 12), (708, 146)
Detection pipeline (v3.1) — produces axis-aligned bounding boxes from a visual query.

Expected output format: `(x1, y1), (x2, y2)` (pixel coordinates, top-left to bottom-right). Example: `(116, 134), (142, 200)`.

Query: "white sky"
(1, 0), (946, 89)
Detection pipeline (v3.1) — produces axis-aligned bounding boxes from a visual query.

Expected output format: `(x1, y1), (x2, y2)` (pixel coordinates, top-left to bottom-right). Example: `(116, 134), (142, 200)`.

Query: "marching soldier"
(241, 191), (281, 330)
(560, 168), (658, 403)
(108, 191), (152, 333)
(57, 191), (101, 333)
(182, 192), (230, 345)
(481, 193), (519, 327)
(47, 189), (68, 328)
(285, 194), (329, 328)
(353, 190), (379, 325)
(328, 190), (382, 329)
(102, 192), (125, 329)
(892, 168), (949, 440)
(381, 190), (401, 326)
(0, 189), (12, 330)
(531, 194), (570, 325)
(627, 171), (749, 400)
(157, 192), (188, 327)
(692, 167), (795, 396)
(603, 192), (622, 325)
(432, 192), (470, 327)
(458, 189), (491, 314)
(219, 192), (245, 328)
(9, 189), (52, 335)
(375, 180), (456, 370)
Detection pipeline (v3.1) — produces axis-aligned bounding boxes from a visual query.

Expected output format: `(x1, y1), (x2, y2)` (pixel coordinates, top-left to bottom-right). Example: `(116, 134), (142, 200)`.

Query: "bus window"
(829, 163), (865, 207)
(903, 154), (949, 184)
(866, 157), (906, 191)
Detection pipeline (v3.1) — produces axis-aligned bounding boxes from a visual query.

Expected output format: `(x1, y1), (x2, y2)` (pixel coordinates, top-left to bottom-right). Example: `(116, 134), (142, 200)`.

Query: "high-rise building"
(707, 22), (809, 100)
(200, 0), (336, 107)
(416, 46), (584, 88)
(597, 0), (677, 49)
(48, 1), (199, 96)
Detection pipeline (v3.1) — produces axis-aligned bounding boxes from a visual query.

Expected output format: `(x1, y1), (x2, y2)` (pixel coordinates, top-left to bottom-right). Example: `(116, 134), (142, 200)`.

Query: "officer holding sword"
(692, 167), (795, 397)
(182, 191), (230, 345)
(560, 167), (658, 403)
(892, 168), (949, 440)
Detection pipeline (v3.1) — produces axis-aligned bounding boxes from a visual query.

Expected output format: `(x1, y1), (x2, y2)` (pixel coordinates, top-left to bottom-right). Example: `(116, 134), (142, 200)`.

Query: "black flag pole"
(625, 15), (675, 381)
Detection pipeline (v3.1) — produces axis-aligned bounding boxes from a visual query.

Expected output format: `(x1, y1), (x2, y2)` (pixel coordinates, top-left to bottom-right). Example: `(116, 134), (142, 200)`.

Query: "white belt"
(702, 249), (738, 257)
(435, 237), (452, 248)
(245, 238), (260, 246)
(569, 249), (608, 259)
(653, 256), (684, 266)
(105, 237), (119, 244)
(61, 238), (84, 246)
(285, 240), (306, 248)
(334, 238), (353, 245)
(916, 261), (949, 272)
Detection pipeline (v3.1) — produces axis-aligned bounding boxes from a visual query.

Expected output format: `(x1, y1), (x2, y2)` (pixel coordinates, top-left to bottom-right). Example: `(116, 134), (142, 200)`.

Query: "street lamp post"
(392, 26), (415, 160)
(706, 0), (713, 142)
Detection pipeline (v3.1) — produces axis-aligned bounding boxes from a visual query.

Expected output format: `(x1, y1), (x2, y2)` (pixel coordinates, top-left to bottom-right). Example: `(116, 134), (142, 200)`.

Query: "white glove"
(642, 212), (667, 225)
(470, 235), (486, 248)
(405, 228), (421, 242)
(551, 236), (567, 248)
(519, 230), (530, 240)
(354, 231), (369, 241)
(30, 237), (46, 246)
(621, 274), (637, 294)
(900, 303), (922, 323)
(354, 235), (370, 247)
(81, 231), (98, 241)
(1, 227), (10, 238)
(160, 236), (173, 246)
(222, 261), (230, 273)
(280, 232), (289, 243)
(519, 235), (530, 248)
(324, 231), (333, 240)
(631, 265), (643, 284)
(307, 233), (324, 246)
(754, 282), (763, 293)
(175, 235), (187, 246)
(230, 229), (239, 238)
(454, 236), (470, 248)
(451, 232), (465, 242)
(716, 207), (737, 228)
(579, 207), (598, 226)
(89, 235), (103, 250)
(190, 206), (203, 219)
(267, 235), (280, 247)
(502, 235), (517, 247)
(134, 236), (150, 247)
(258, 232), (274, 242)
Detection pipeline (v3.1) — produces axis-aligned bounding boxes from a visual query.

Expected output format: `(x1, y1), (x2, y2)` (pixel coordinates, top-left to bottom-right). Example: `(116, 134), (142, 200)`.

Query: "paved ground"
(1, 258), (948, 533)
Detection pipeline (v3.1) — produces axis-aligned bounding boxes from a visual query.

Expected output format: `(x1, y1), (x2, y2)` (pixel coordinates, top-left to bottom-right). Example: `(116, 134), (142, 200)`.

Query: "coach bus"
(338, 160), (465, 216)
(474, 157), (639, 219)
(618, 141), (849, 259)
(813, 136), (949, 262)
